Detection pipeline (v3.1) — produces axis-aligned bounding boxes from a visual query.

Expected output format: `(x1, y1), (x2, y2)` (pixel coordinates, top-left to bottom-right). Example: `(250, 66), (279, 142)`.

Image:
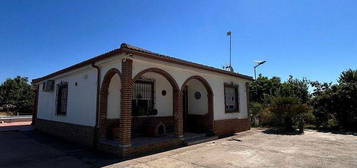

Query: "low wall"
(35, 119), (95, 146)
(0, 116), (32, 123)
(186, 114), (209, 133)
(132, 116), (174, 136)
(214, 118), (250, 136)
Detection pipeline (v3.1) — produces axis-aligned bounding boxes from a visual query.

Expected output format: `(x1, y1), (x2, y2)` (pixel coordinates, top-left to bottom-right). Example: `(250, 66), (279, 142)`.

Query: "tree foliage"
(249, 75), (312, 133)
(0, 76), (34, 114)
(310, 69), (357, 131)
(250, 75), (310, 104)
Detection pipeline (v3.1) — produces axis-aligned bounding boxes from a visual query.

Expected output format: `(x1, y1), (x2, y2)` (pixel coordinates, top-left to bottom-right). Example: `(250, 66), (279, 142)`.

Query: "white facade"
(131, 56), (250, 120)
(36, 52), (251, 127)
(107, 73), (121, 119)
(37, 66), (98, 126)
(186, 79), (208, 115)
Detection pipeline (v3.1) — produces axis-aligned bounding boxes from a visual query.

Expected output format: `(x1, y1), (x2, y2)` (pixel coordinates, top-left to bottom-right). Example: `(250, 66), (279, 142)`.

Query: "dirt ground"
(0, 127), (356, 168)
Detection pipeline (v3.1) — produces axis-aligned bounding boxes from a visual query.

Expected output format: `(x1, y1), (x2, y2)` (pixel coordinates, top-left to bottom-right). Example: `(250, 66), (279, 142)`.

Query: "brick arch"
(99, 68), (122, 138)
(133, 68), (183, 137)
(133, 68), (179, 91)
(180, 75), (214, 131)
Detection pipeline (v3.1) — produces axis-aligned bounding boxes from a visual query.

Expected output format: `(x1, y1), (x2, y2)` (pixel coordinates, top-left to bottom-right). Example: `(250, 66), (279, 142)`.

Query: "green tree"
(250, 75), (310, 103)
(310, 69), (357, 131)
(0, 76), (34, 114)
(280, 76), (310, 103)
(250, 75), (282, 103)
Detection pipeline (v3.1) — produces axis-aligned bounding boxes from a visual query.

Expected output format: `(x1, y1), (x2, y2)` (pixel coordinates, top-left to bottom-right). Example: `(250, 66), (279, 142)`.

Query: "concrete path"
(106, 129), (357, 168)
(0, 128), (356, 168)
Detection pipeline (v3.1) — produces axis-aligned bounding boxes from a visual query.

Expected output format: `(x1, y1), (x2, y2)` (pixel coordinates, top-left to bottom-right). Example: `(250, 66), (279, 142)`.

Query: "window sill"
(225, 111), (239, 113)
(132, 115), (158, 118)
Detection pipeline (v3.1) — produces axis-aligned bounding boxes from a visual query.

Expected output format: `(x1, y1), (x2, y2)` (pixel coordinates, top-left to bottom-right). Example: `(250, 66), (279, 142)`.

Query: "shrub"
(267, 97), (311, 132)
(249, 102), (264, 126)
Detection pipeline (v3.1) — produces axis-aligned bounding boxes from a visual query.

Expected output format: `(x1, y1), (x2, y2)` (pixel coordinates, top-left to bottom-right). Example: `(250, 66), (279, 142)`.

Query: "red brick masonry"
(36, 119), (95, 146)
(214, 118), (250, 137)
(35, 117), (250, 156)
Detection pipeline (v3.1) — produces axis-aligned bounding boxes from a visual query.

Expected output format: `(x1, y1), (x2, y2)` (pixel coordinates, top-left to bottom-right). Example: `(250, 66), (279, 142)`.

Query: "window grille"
(132, 80), (155, 116)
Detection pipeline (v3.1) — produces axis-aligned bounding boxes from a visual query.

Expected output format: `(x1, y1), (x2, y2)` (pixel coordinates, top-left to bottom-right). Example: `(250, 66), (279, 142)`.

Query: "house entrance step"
(183, 135), (218, 146)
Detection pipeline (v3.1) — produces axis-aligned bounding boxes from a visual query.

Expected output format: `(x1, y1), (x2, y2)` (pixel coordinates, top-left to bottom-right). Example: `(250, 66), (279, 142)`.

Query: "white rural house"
(32, 43), (253, 156)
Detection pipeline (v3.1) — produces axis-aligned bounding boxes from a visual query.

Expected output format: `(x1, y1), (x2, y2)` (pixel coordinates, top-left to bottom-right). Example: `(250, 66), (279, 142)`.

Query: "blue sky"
(0, 0), (356, 83)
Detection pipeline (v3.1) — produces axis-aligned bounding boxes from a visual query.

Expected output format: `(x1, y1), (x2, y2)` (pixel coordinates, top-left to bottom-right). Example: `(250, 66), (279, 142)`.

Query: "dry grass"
(0, 112), (16, 116)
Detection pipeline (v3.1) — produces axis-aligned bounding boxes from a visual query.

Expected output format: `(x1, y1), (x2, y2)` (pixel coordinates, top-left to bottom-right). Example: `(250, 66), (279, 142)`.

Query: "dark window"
(56, 82), (68, 115)
(132, 80), (155, 116)
(194, 91), (201, 99)
(162, 90), (166, 96)
(224, 84), (239, 113)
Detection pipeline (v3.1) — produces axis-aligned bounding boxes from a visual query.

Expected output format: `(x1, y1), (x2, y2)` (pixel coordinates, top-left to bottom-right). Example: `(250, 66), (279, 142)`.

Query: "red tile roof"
(32, 43), (253, 83)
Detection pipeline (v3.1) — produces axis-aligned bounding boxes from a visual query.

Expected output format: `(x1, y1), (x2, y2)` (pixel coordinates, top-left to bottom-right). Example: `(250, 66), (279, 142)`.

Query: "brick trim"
(132, 67), (183, 137)
(180, 76), (214, 131)
(36, 119), (95, 146)
(245, 82), (250, 119)
(32, 86), (39, 125)
(214, 118), (250, 136)
(120, 58), (133, 146)
(99, 68), (123, 139)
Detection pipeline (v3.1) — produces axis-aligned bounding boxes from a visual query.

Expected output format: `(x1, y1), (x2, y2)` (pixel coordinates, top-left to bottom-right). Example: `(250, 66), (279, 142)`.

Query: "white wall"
(37, 66), (98, 127)
(97, 54), (123, 86)
(141, 72), (173, 117)
(186, 79), (208, 115)
(36, 52), (251, 127)
(132, 56), (251, 121)
(107, 74), (121, 119)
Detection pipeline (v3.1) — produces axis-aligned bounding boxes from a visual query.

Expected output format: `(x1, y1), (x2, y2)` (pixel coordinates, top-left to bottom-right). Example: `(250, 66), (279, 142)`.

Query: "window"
(224, 83), (239, 113)
(56, 82), (68, 115)
(132, 80), (156, 116)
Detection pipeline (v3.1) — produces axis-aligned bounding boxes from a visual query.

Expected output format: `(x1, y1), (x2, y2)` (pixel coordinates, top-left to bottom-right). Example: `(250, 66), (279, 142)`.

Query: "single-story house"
(32, 43), (253, 156)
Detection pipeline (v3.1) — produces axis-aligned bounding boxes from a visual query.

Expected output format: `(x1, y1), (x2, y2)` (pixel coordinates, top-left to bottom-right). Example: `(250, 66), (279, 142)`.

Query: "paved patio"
(0, 127), (356, 168)
(109, 129), (357, 168)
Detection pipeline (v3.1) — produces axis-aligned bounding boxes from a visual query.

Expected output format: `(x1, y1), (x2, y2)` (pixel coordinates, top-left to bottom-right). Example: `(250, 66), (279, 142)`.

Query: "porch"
(97, 60), (215, 156)
(98, 132), (217, 156)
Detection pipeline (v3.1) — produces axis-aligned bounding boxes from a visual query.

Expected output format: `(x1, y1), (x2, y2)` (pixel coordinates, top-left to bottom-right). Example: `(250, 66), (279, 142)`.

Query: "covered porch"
(97, 59), (215, 156)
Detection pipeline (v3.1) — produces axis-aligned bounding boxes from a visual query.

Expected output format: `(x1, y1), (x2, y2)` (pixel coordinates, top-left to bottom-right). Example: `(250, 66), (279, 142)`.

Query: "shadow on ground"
(262, 128), (303, 135)
(0, 126), (185, 168)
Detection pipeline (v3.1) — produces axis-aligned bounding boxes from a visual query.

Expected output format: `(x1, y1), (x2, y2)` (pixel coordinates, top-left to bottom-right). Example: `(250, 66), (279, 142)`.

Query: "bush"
(249, 102), (264, 126)
(266, 97), (311, 132)
(310, 69), (357, 131)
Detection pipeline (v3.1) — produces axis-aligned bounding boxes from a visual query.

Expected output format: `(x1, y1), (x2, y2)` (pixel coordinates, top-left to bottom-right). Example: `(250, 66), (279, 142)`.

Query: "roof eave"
(32, 45), (253, 83)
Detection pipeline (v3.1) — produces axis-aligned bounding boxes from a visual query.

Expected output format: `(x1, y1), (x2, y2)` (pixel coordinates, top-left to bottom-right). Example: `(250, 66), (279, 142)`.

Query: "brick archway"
(133, 68), (183, 137)
(181, 75), (214, 132)
(99, 68), (122, 139)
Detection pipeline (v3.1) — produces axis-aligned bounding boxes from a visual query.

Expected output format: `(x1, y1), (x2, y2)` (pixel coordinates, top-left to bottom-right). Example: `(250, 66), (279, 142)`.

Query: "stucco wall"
(107, 73), (121, 119)
(187, 79), (208, 115)
(141, 72), (173, 117)
(36, 52), (250, 128)
(37, 66), (97, 127)
(132, 56), (250, 120)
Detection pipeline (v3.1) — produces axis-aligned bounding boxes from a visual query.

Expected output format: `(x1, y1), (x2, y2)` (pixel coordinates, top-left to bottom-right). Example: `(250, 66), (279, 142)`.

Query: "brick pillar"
(207, 92), (214, 131)
(174, 91), (183, 138)
(245, 82), (251, 129)
(120, 58), (133, 147)
(32, 85), (39, 125)
(99, 90), (108, 138)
